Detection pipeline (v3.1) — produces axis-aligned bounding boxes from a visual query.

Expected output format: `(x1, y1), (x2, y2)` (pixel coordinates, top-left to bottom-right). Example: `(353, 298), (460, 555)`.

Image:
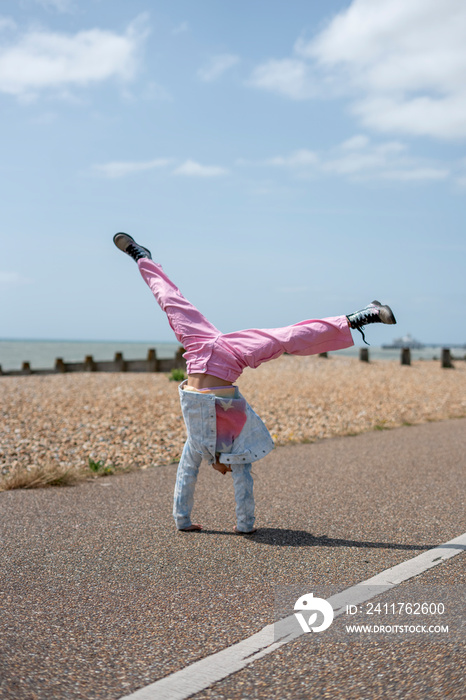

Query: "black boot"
(346, 300), (396, 345)
(113, 232), (152, 261)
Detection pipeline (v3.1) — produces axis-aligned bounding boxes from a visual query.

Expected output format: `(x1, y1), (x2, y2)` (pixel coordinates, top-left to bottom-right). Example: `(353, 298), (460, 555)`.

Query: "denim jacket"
(178, 380), (274, 465)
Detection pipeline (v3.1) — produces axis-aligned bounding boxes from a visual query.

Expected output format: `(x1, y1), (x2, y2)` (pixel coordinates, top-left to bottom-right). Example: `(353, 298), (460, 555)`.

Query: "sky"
(1, 0), (465, 346)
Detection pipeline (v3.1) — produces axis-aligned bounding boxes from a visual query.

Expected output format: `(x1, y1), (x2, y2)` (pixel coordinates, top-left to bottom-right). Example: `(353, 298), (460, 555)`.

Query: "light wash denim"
(174, 381), (275, 531)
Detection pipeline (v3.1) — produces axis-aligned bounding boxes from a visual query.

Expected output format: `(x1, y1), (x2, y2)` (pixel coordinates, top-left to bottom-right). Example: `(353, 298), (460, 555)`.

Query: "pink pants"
(138, 259), (354, 383)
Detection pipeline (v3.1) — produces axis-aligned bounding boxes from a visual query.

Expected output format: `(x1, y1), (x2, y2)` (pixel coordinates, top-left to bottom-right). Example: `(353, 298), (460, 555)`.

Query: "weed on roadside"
(169, 368), (186, 382)
(88, 458), (116, 476)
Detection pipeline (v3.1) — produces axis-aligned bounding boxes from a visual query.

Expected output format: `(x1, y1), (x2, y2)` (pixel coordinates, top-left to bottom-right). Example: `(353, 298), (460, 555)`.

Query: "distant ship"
(382, 334), (425, 349)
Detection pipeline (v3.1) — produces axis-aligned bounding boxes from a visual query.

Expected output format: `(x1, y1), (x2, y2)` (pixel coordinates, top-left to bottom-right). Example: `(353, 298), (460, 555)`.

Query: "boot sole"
(113, 232), (151, 259)
(113, 232), (135, 251)
(380, 305), (397, 325)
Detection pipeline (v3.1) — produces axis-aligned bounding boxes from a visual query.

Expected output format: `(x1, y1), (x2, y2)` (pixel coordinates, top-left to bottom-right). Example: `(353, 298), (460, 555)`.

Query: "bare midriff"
(187, 373), (234, 390)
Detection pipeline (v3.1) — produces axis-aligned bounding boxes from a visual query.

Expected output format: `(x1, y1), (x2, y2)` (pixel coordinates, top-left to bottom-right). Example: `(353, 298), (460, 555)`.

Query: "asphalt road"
(1, 418), (465, 699)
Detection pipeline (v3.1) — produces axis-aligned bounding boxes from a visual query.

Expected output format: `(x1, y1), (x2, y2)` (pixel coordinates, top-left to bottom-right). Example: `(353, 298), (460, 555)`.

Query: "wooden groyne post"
(401, 348), (411, 366)
(359, 348), (369, 363)
(0, 347), (187, 377)
(55, 358), (66, 373)
(114, 352), (127, 372)
(84, 355), (96, 372)
(441, 348), (454, 369)
(147, 349), (157, 372)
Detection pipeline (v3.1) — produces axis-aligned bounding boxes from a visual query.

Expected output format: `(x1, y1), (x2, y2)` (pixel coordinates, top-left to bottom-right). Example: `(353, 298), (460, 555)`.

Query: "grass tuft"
(88, 458), (115, 476)
(169, 368), (186, 382)
(0, 464), (83, 491)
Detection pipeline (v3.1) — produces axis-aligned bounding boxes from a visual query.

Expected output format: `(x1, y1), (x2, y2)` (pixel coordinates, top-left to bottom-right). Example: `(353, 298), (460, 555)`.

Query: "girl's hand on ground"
(212, 461), (232, 475)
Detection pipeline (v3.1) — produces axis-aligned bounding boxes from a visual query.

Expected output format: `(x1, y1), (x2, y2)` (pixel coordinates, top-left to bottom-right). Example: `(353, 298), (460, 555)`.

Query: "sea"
(0, 339), (462, 372)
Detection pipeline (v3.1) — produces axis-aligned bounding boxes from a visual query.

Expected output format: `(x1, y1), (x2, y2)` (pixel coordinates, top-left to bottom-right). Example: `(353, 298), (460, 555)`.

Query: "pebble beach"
(1, 355), (465, 490)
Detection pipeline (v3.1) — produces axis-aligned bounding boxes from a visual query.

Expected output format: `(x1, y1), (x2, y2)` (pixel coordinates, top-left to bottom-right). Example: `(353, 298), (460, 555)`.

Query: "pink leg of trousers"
(138, 259), (354, 382)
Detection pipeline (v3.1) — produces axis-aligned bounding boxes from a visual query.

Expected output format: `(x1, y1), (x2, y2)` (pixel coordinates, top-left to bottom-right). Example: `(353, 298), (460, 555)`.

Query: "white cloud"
(250, 0), (466, 139)
(247, 135), (450, 183)
(173, 160), (229, 177)
(93, 139), (448, 184)
(0, 271), (32, 285)
(248, 58), (316, 100)
(353, 94), (466, 140)
(381, 168), (449, 181)
(322, 138), (408, 176)
(0, 17), (17, 32)
(266, 149), (318, 168)
(172, 22), (189, 36)
(341, 135), (370, 151)
(0, 14), (149, 98)
(92, 158), (172, 179)
(140, 81), (172, 102)
(197, 54), (239, 82)
(92, 157), (229, 179)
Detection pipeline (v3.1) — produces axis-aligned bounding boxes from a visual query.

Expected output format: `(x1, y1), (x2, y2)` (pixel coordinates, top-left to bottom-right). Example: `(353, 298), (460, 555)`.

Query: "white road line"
(119, 532), (466, 700)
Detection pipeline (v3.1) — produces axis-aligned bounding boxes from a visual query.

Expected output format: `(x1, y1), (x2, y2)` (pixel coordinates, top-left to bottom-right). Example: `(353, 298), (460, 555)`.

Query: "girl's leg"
(219, 316), (353, 371)
(231, 463), (255, 532)
(117, 235), (393, 377)
(137, 258), (220, 347)
(138, 258), (240, 376)
(173, 441), (203, 530)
